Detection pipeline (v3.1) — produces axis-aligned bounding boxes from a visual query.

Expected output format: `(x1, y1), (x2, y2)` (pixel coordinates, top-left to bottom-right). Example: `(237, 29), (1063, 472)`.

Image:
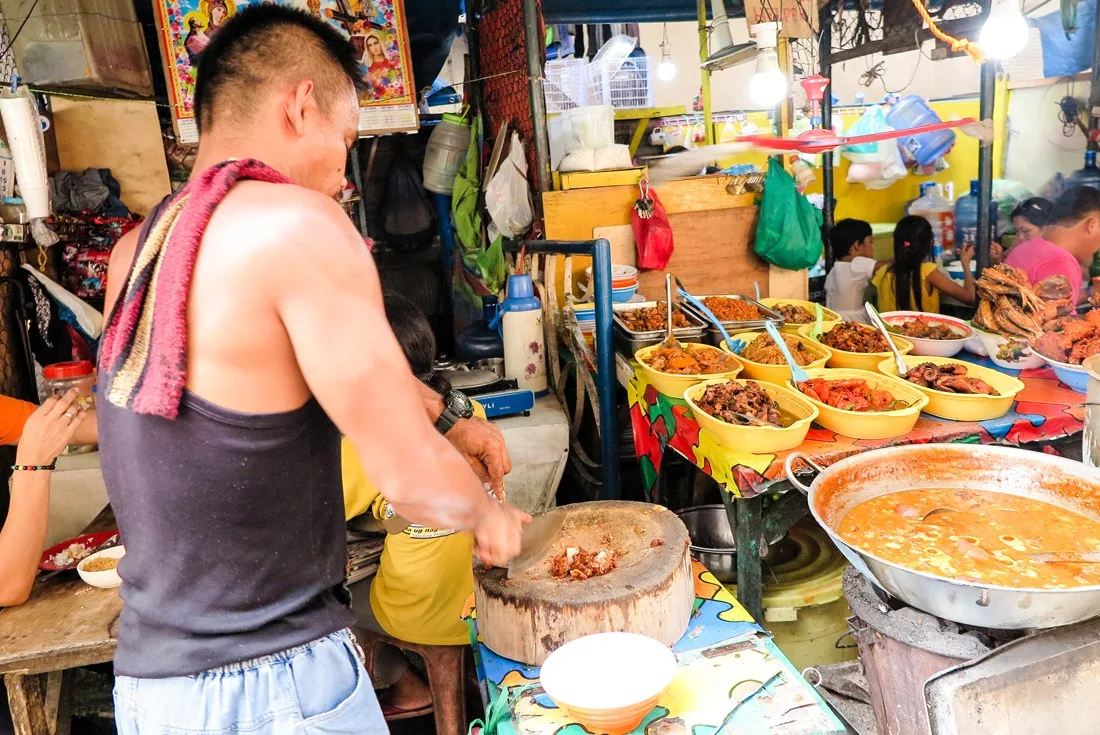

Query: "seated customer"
(1004, 187), (1100, 308)
(345, 294), (499, 719)
(872, 216), (976, 312)
(1010, 197), (1052, 245)
(0, 391), (95, 606)
(825, 218), (888, 322)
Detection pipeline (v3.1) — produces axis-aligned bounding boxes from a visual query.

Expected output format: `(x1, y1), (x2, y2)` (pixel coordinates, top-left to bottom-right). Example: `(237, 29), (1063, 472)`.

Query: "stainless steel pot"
(676, 505), (786, 584)
(784, 443), (1100, 629)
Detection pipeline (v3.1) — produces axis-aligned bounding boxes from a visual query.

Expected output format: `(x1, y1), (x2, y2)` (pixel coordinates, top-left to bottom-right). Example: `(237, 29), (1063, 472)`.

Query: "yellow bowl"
(683, 378), (819, 454)
(721, 331), (833, 384)
(798, 323), (914, 371)
(759, 298), (842, 335)
(788, 368), (929, 440)
(635, 343), (742, 397)
(876, 355), (1024, 421)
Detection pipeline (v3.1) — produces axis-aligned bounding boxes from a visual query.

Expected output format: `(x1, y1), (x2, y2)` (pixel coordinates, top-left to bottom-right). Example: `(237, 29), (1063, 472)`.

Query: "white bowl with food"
(881, 311), (972, 358)
(970, 325), (1046, 371)
(77, 546), (125, 589)
(540, 632), (677, 735)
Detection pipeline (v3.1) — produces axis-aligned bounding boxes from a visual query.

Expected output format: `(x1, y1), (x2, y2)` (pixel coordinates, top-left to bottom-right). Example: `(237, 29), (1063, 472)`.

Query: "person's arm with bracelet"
(0, 390), (87, 606)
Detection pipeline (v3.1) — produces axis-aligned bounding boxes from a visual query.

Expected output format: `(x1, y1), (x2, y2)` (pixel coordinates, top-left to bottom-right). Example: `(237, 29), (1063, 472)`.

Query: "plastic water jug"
(885, 96), (956, 167)
(909, 182), (956, 263)
(1067, 150), (1100, 190)
(495, 275), (547, 394)
(422, 113), (470, 195)
(456, 295), (504, 363)
(954, 179), (998, 256)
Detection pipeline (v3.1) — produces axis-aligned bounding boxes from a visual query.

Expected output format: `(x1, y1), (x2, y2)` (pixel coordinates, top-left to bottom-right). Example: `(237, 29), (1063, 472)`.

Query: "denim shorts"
(113, 629), (388, 735)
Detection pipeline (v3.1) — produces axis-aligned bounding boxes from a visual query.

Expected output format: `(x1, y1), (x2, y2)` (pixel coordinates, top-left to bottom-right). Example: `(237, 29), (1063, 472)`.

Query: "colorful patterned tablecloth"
(629, 355), (1086, 499)
(465, 560), (846, 735)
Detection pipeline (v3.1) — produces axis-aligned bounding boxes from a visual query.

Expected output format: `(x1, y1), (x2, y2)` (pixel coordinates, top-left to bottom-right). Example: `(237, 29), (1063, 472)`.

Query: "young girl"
(872, 215), (976, 313)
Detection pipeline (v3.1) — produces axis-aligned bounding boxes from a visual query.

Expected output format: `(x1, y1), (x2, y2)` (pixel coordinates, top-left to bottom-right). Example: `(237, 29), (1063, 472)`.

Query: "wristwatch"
(434, 389), (474, 434)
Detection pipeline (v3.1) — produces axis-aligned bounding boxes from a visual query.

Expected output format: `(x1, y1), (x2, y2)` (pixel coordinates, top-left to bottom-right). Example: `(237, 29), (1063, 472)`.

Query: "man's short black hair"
(828, 218), (873, 259)
(1049, 186), (1100, 228)
(194, 4), (367, 134)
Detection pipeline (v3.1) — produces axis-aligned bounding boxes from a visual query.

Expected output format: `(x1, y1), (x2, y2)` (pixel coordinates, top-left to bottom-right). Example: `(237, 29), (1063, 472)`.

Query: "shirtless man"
(98, 6), (527, 732)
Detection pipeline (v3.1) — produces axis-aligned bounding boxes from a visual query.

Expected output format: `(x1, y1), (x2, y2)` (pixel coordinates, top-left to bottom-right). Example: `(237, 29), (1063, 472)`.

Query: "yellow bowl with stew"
(759, 298), (842, 335)
(798, 323), (914, 372)
(787, 368), (928, 440)
(721, 331), (833, 385)
(876, 355), (1024, 422)
(684, 378), (819, 454)
(635, 342), (743, 397)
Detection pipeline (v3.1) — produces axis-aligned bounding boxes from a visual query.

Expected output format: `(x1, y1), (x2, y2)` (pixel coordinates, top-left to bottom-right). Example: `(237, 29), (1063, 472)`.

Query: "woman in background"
(872, 215), (976, 313)
(1011, 197), (1053, 245)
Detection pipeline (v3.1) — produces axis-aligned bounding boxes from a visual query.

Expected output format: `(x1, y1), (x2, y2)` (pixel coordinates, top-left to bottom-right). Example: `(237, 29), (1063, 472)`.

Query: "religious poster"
(153, 0), (419, 144)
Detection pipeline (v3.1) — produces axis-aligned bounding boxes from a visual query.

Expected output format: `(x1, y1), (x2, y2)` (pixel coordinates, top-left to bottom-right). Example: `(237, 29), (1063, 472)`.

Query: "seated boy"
(344, 293), (497, 718)
(824, 218), (886, 322)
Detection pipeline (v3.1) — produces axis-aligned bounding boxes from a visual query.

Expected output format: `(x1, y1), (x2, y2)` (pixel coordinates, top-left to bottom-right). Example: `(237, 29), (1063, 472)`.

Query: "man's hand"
(447, 417), (512, 499)
(473, 501), (530, 567)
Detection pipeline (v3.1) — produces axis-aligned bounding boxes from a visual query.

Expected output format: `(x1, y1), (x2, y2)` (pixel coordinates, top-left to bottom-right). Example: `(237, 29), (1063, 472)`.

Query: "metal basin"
(676, 505), (786, 584)
(785, 444), (1100, 629)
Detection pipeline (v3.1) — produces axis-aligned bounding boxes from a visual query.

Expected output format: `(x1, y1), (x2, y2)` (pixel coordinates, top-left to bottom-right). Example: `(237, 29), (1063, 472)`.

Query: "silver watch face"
(448, 390), (474, 418)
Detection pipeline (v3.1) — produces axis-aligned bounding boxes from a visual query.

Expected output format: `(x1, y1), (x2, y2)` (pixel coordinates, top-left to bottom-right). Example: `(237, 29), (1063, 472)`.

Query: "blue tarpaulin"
(1038, 0), (1096, 78)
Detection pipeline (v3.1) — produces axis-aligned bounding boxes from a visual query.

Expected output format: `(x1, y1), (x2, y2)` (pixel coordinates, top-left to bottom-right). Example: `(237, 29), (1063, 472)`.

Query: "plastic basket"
(544, 58), (590, 112)
(587, 55), (655, 110)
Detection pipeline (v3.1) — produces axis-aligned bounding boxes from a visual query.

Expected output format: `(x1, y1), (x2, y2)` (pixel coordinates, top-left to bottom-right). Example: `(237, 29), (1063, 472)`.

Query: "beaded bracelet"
(11, 464), (56, 472)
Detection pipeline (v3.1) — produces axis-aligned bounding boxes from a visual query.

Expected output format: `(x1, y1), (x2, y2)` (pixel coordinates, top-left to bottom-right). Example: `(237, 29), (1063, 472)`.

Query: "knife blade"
(507, 509), (566, 579)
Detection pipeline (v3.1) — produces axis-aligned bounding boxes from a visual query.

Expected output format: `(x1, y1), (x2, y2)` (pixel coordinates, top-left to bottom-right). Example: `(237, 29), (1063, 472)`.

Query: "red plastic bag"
(631, 182), (674, 270)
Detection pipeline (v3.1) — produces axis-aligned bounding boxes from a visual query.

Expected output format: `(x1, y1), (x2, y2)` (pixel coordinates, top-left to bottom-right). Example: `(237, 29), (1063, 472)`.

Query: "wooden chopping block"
(473, 501), (694, 666)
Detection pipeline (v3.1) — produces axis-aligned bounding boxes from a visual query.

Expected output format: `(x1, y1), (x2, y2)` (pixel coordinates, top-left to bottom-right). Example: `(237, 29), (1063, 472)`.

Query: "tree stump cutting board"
(474, 501), (694, 665)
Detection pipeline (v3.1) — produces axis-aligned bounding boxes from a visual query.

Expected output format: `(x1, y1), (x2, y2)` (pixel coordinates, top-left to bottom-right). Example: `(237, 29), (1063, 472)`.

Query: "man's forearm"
(419, 382), (445, 422)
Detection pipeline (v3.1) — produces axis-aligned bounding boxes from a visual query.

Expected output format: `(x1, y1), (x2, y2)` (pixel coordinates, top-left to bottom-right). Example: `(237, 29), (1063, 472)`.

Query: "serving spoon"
(672, 277), (740, 353)
(764, 320), (811, 385)
(658, 273), (678, 350)
(865, 302), (908, 378)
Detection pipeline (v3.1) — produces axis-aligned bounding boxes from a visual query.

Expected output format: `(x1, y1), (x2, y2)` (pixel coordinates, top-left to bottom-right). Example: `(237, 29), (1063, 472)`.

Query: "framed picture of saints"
(153, 0), (419, 144)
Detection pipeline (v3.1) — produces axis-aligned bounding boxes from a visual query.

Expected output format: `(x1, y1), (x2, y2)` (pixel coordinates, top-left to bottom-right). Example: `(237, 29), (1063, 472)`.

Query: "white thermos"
(496, 274), (547, 394)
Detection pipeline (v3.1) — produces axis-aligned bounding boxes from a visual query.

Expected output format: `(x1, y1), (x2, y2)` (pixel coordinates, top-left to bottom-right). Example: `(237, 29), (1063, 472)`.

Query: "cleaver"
(507, 509), (566, 579)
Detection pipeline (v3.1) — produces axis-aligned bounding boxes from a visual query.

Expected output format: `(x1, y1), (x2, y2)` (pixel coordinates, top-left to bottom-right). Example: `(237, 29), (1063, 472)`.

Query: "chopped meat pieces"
(888, 318), (964, 340)
(819, 322), (891, 353)
(1032, 315), (1100, 365)
(643, 344), (740, 375)
(549, 546), (618, 581)
(904, 362), (998, 395)
(694, 380), (786, 426)
(702, 296), (762, 322)
(620, 304), (690, 332)
(775, 304), (815, 323)
(743, 333), (817, 365)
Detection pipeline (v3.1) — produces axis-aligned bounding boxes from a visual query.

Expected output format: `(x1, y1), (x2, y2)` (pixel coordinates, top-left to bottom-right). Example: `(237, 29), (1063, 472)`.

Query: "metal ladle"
(865, 302), (908, 378)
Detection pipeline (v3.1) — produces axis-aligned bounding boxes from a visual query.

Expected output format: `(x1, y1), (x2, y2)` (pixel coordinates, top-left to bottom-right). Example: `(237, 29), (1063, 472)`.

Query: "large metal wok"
(785, 444), (1100, 629)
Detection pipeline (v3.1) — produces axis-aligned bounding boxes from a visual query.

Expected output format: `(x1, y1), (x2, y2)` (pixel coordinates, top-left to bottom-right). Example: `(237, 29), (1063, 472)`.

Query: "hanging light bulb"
(748, 23), (787, 108)
(978, 0), (1030, 60)
(657, 24), (677, 81)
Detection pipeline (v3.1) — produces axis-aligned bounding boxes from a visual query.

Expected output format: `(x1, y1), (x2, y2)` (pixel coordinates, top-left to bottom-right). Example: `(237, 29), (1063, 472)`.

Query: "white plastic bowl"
(881, 311), (971, 358)
(540, 632), (676, 734)
(971, 326), (1046, 371)
(77, 545), (125, 589)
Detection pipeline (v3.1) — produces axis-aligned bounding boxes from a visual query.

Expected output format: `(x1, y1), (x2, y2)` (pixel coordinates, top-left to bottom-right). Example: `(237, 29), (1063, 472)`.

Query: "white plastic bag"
(842, 105), (892, 163)
(593, 144), (632, 170)
(485, 132), (534, 240)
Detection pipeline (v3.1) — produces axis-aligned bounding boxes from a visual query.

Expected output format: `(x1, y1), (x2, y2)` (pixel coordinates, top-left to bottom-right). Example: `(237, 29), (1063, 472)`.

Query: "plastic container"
(4, 0), (153, 95)
(797, 324), (913, 372)
(876, 355), (1024, 421)
(721, 331), (832, 384)
(544, 58), (589, 112)
(1066, 150), (1100, 190)
(683, 378), (818, 454)
(588, 55), (655, 110)
(909, 182), (956, 263)
(456, 295), (504, 363)
(884, 95), (956, 166)
(954, 179), (998, 257)
(498, 275), (547, 394)
(43, 361), (95, 407)
(422, 113), (470, 195)
(786, 367), (928, 440)
(634, 343), (742, 397)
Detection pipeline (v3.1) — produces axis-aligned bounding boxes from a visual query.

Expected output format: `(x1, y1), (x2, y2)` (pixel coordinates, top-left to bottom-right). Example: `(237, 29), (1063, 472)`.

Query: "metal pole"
(521, 0), (552, 194)
(591, 238), (620, 499)
(819, 3), (834, 236)
(1089, 9), (1100, 143)
(698, 0), (714, 145)
(976, 61), (995, 274)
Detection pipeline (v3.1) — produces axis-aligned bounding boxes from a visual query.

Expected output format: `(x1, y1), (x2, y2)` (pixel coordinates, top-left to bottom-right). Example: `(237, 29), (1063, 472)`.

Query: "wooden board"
(474, 501), (694, 666)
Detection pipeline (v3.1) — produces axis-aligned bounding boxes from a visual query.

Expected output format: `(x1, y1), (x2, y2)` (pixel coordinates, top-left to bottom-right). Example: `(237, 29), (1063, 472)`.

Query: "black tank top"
(98, 204), (353, 678)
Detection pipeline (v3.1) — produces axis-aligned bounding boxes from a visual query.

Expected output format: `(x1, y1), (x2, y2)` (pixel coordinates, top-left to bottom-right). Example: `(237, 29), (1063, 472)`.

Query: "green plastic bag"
(754, 159), (824, 271)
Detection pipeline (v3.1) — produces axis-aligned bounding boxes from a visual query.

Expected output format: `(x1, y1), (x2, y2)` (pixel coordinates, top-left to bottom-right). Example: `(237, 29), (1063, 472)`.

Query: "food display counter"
(628, 355), (1085, 620)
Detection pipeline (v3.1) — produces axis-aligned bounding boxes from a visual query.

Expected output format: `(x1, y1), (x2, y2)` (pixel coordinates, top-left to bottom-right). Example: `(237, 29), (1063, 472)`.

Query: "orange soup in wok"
(838, 488), (1100, 589)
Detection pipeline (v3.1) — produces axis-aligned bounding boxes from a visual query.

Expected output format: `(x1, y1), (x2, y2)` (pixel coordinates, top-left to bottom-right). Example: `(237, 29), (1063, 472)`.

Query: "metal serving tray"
(679, 294), (784, 346)
(612, 301), (706, 358)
